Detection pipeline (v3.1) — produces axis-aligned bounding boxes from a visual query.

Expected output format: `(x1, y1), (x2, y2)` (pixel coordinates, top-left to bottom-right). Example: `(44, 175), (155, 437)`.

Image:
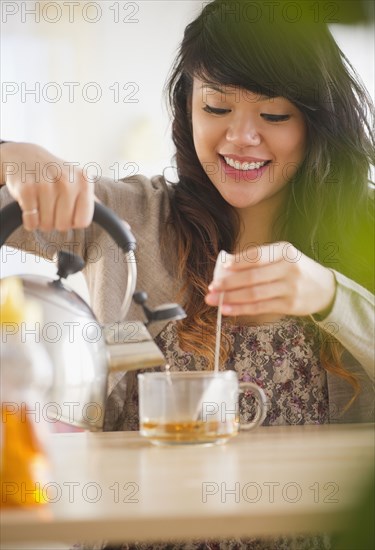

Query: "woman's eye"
(261, 114), (291, 122)
(203, 105), (230, 115)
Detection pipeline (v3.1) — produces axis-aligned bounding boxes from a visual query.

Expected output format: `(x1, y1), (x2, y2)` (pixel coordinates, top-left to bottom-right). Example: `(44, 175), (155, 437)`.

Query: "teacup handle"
(238, 382), (268, 430)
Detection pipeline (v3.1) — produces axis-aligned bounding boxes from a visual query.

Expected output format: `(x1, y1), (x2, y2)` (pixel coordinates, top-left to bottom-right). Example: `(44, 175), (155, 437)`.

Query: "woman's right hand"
(1, 142), (95, 232)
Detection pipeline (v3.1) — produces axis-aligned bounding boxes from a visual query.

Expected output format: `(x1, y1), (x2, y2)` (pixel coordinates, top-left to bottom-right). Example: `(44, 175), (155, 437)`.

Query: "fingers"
(13, 182), (40, 232)
(4, 144), (95, 232)
(205, 243), (304, 317)
(206, 280), (296, 317)
(38, 179), (57, 231)
(22, 175), (88, 233)
(206, 280), (289, 306)
(209, 260), (287, 292)
(205, 245), (337, 318)
(72, 176), (95, 228)
(22, 208), (40, 232)
(216, 242), (301, 272)
(220, 297), (289, 316)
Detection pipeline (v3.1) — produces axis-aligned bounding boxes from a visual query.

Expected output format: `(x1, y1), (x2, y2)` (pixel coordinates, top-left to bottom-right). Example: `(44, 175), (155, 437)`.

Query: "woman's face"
(191, 77), (307, 211)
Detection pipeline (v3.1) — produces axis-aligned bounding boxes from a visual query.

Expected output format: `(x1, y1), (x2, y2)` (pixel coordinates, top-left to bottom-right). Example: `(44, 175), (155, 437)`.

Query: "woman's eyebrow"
(199, 83), (278, 102)
(200, 83), (225, 93)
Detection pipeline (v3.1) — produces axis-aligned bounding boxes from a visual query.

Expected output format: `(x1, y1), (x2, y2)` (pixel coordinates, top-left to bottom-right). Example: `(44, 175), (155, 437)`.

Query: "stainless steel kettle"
(0, 201), (185, 431)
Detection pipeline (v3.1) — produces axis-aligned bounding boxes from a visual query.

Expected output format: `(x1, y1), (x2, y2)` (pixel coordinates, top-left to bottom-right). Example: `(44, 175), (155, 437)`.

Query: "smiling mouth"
(221, 155), (271, 171)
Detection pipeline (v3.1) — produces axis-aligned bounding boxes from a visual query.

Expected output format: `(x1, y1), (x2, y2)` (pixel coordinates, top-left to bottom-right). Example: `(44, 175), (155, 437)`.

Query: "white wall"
(0, 0), (199, 298)
(1, 1), (374, 300)
(1, 0), (201, 174)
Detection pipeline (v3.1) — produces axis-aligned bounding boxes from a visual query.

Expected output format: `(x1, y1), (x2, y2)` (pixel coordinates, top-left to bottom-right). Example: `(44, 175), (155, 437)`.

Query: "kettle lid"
(17, 274), (96, 319)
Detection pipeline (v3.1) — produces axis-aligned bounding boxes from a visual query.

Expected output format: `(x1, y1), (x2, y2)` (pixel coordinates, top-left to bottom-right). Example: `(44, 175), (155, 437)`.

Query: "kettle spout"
(104, 321), (166, 373)
(133, 291), (186, 326)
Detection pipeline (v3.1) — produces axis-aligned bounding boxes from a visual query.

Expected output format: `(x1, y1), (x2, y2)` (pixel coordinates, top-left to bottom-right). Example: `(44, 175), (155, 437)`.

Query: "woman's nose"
(226, 117), (262, 147)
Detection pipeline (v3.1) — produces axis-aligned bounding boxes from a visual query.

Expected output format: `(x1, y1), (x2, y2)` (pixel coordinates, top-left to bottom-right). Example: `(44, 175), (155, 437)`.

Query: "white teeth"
(223, 156), (268, 170)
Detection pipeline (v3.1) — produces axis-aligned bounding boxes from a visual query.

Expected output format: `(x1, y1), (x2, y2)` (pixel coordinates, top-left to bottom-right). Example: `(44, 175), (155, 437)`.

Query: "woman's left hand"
(205, 242), (337, 318)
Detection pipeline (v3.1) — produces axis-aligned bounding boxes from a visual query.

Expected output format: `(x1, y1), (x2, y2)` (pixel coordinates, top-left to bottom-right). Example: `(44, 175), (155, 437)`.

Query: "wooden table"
(1, 424), (374, 546)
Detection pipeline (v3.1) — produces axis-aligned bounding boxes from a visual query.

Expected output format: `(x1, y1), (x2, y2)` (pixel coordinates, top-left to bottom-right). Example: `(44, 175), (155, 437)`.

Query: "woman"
(1, 1), (374, 547)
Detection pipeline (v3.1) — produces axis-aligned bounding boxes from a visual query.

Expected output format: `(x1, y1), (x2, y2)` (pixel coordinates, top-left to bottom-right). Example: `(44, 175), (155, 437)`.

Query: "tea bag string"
(214, 292), (223, 373)
(213, 250), (232, 374)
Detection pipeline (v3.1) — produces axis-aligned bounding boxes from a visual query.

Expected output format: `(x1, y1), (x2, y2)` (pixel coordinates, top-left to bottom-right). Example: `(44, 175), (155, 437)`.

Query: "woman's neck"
(234, 190), (288, 253)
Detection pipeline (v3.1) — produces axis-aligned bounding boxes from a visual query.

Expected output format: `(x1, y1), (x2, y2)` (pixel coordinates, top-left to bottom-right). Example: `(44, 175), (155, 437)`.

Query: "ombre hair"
(163, 0), (374, 404)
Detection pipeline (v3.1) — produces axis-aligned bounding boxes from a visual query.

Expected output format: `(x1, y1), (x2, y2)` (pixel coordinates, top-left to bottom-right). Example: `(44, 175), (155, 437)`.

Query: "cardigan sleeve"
(311, 269), (374, 382)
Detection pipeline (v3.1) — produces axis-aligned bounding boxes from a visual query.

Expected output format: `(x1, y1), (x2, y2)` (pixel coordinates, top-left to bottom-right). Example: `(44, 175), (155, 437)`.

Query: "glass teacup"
(138, 370), (268, 446)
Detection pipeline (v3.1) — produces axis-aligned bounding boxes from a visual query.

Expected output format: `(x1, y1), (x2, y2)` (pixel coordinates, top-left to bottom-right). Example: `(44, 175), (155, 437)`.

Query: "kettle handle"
(0, 200), (136, 252)
(0, 200), (137, 321)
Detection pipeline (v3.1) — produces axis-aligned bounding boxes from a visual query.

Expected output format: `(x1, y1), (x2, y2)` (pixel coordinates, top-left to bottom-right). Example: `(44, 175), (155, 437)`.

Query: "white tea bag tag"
(213, 250), (235, 281)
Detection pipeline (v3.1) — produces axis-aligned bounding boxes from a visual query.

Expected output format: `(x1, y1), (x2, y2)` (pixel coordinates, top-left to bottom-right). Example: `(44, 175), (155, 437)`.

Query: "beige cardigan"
(1, 174), (374, 423)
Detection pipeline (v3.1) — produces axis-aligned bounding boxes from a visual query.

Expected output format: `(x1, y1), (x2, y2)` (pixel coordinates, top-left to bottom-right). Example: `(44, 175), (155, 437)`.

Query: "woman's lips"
(218, 155), (271, 181)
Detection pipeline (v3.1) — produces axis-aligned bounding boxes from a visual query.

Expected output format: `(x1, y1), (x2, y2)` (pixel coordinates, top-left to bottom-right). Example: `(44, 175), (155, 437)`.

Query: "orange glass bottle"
(0, 277), (52, 508)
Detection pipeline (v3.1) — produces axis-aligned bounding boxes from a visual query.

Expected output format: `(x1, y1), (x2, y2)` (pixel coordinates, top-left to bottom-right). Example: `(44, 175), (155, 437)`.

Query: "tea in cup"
(138, 370), (267, 445)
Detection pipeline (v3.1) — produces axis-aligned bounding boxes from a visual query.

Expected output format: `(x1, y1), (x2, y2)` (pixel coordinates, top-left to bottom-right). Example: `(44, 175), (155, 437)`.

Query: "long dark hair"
(163, 0), (374, 397)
